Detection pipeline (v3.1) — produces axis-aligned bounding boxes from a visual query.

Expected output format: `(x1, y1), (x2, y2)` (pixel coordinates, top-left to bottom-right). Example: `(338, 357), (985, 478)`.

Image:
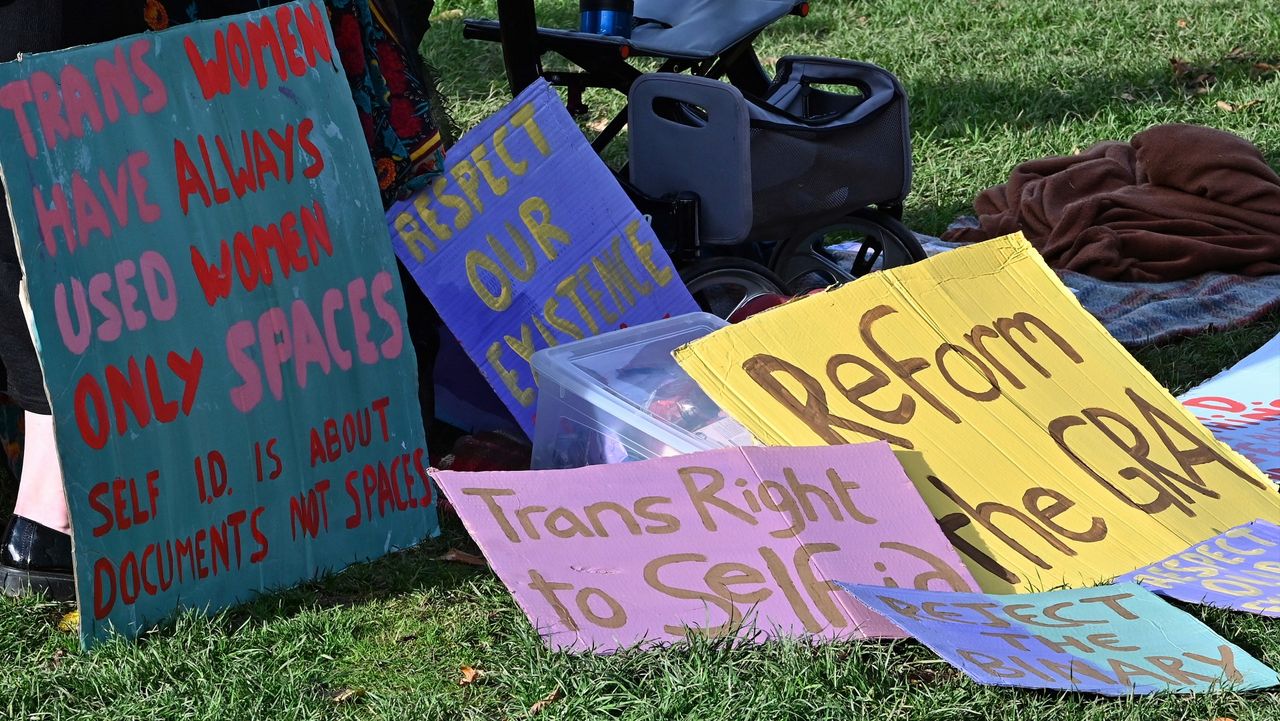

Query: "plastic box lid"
(529, 312), (755, 469)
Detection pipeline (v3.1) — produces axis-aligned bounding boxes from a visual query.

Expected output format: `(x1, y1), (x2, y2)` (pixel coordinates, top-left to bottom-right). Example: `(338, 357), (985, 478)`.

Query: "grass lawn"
(4, 0), (1280, 718)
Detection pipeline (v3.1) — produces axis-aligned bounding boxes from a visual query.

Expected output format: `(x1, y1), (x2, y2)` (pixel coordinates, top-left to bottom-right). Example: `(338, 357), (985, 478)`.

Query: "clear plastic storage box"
(530, 313), (757, 469)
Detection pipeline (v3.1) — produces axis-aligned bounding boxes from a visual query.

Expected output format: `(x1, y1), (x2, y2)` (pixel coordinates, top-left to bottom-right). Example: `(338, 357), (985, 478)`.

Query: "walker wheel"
(679, 258), (789, 319)
(768, 208), (926, 293)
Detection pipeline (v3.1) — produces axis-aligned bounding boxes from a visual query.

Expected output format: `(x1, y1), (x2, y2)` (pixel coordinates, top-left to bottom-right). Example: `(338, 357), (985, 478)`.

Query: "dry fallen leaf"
(529, 688), (564, 716)
(46, 648), (68, 670)
(1216, 99), (1263, 112)
(57, 611), (79, 633)
(1169, 58), (1219, 93)
(331, 688), (365, 705)
(587, 118), (611, 133)
(1224, 46), (1253, 61)
(1176, 18), (1189, 28)
(432, 9), (464, 22)
(436, 549), (488, 567)
(459, 666), (487, 686)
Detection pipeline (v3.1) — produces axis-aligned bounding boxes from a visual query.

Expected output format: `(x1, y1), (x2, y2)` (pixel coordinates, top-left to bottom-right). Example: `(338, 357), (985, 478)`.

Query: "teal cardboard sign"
(387, 80), (699, 434)
(840, 582), (1279, 695)
(0, 2), (437, 646)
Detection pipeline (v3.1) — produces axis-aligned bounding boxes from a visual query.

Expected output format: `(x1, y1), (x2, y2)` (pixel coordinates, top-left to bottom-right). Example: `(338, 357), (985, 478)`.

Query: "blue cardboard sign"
(388, 80), (699, 434)
(0, 2), (438, 645)
(840, 583), (1279, 695)
(1118, 520), (1280, 617)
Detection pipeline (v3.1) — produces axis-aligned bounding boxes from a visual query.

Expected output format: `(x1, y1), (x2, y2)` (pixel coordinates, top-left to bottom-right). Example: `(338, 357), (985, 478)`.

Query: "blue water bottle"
(580, 0), (633, 38)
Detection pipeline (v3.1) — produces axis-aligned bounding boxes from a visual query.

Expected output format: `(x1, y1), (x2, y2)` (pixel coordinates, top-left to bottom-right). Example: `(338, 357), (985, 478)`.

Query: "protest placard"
(387, 79), (699, 435)
(0, 2), (438, 645)
(675, 234), (1280, 593)
(840, 582), (1279, 695)
(433, 443), (978, 652)
(1180, 333), (1280, 482)
(1118, 520), (1280, 617)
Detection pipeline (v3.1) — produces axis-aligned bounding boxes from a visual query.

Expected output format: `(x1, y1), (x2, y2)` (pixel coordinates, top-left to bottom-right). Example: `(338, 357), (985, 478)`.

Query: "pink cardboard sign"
(434, 443), (978, 652)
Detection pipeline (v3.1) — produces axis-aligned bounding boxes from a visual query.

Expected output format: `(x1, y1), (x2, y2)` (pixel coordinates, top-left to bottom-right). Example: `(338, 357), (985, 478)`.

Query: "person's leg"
(399, 261), (439, 431)
(0, 0), (78, 601)
(13, 413), (69, 535)
(0, 150), (75, 600)
(2, 414), (74, 600)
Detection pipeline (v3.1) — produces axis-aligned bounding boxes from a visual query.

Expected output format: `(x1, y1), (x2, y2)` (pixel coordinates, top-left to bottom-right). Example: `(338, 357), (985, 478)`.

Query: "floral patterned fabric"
(143, 0), (445, 207)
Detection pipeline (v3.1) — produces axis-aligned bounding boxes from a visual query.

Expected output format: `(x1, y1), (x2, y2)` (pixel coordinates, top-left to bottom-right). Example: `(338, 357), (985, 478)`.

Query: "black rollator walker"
(465, 0), (926, 316)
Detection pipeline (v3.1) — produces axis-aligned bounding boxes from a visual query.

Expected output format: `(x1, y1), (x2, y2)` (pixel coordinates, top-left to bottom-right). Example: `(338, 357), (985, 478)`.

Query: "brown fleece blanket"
(941, 124), (1280, 281)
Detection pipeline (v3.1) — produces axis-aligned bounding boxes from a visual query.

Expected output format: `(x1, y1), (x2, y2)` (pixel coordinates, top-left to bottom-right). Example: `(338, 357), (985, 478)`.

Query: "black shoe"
(0, 515), (75, 601)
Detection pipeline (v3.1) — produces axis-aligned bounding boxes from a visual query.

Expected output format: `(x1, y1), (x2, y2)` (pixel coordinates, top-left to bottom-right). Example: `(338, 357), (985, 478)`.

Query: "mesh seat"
(746, 57), (911, 241)
(628, 0), (800, 59)
(465, 0), (800, 61)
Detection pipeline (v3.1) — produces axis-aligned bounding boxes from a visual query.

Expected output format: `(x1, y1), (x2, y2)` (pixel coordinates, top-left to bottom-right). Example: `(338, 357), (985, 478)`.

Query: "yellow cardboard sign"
(675, 234), (1280, 593)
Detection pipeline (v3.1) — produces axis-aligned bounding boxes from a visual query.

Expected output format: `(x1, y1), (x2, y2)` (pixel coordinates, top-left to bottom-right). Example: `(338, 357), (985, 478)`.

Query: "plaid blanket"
(924, 224), (1280, 347)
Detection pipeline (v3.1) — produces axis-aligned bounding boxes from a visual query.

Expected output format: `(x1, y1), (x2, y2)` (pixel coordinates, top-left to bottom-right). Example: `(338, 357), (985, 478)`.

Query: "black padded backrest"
(629, 74), (753, 245)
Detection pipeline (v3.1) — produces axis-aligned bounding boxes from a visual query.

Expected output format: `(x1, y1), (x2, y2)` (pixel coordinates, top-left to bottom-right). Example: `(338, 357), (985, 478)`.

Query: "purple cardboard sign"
(839, 583), (1279, 695)
(434, 443), (978, 653)
(1117, 520), (1280, 617)
(388, 80), (698, 434)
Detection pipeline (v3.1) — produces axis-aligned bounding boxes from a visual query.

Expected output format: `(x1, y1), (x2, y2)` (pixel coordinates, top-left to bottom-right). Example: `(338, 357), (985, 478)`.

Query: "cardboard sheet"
(1180, 333), (1280, 482)
(675, 235), (1280, 593)
(434, 443), (978, 652)
(388, 80), (698, 435)
(0, 3), (437, 645)
(840, 583), (1279, 695)
(1117, 520), (1280, 617)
